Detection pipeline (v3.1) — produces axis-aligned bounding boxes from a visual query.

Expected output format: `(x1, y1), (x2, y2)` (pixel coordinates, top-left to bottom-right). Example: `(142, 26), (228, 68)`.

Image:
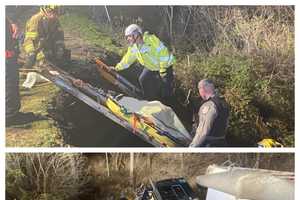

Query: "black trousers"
(138, 66), (174, 101)
(6, 57), (20, 118)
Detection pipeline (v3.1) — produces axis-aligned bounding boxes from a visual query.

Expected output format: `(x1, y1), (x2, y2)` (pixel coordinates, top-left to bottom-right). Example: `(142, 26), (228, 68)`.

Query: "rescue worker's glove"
(108, 66), (116, 72)
(24, 53), (36, 68)
(73, 79), (84, 88)
(40, 59), (52, 67)
(39, 38), (46, 50)
(160, 71), (167, 79)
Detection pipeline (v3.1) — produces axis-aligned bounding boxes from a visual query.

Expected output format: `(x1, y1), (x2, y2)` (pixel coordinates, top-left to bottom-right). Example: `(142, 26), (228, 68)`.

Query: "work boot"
(6, 112), (44, 127)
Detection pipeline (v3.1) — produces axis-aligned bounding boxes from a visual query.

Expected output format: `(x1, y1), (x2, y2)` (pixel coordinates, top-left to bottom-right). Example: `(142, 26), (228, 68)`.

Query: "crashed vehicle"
(197, 164), (294, 200)
(135, 164), (294, 200)
(135, 178), (198, 200)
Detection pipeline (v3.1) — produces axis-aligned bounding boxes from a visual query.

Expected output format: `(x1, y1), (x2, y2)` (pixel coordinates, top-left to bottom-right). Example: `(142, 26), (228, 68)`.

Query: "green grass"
(60, 13), (124, 56)
(6, 74), (63, 147)
(6, 12), (125, 147)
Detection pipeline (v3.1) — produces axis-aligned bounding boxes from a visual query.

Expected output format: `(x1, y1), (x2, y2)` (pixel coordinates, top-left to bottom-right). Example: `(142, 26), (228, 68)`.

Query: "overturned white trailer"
(196, 164), (294, 200)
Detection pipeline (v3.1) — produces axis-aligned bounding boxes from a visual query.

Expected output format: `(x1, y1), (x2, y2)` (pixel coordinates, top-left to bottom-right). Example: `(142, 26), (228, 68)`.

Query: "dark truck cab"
(136, 178), (199, 200)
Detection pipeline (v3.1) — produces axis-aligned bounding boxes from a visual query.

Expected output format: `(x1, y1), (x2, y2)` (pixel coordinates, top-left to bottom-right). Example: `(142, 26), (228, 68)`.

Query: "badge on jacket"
(202, 106), (209, 114)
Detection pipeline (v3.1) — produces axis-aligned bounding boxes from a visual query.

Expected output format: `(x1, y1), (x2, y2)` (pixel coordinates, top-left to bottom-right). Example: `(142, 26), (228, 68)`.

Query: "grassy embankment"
(60, 13), (124, 56)
(173, 9), (294, 146)
(6, 13), (122, 147)
(6, 76), (62, 147)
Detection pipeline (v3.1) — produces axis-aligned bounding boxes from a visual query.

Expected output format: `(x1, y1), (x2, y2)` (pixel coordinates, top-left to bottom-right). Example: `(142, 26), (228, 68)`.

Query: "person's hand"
(11, 23), (19, 39)
(160, 73), (168, 83)
(37, 58), (51, 68)
(49, 70), (59, 76)
(24, 53), (36, 68)
(73, 79), (84, 88)
(108, 66), (116, 72)
(160, 71), (167, 79)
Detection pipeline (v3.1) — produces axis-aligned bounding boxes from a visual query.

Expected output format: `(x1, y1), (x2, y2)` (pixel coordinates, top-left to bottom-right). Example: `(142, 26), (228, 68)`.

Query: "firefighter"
(6, 17), (36, 126)
(190, 79), (230, 147)
(6, 17), (21, 123)
(112, 24), (175, 101)
(23, 5), (66, 68)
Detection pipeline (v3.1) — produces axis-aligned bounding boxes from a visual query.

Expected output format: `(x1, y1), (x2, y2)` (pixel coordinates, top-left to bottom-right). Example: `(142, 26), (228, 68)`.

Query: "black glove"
(24, 53), (36, 68)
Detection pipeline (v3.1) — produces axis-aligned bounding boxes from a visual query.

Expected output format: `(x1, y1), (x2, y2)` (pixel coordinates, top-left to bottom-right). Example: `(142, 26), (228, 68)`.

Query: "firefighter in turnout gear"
(6, 17), (21, 121)
(190, 79), (230, 147)
(23, 5), (67, 68)
(6, 17), (37, 126)
(113, 24), (176, 101)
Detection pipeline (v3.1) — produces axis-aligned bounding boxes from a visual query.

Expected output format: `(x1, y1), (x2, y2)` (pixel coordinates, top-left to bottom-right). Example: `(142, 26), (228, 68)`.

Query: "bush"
(176, 54), (258, 145)
(6, 153), (91, 200)
(174, 6), (294, 146)
(55, 6), (294, 146)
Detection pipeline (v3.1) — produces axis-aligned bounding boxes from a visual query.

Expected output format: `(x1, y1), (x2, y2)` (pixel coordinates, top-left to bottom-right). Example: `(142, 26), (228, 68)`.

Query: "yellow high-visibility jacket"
(115, 32), (175, 76)
(23, 11), (64, 63)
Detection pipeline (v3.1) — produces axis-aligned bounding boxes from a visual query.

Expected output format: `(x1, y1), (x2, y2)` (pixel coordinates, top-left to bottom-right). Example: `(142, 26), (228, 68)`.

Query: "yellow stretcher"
(106, 98), (179, 147)
(39, 62), (192, 147)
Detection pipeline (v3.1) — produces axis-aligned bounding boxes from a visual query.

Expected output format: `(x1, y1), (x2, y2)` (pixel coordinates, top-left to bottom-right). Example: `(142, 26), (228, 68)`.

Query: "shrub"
(173, 6), (294, 146)
(6, 153), (91, 200)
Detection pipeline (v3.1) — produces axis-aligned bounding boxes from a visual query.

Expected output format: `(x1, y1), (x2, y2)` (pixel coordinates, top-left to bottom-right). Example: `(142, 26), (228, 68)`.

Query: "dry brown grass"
(6, 153), (294, 199)
(6, 153), (91, 200)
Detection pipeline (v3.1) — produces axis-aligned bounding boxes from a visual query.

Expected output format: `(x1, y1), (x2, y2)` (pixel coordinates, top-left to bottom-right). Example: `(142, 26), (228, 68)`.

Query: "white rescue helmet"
(125, 24), (142, 37)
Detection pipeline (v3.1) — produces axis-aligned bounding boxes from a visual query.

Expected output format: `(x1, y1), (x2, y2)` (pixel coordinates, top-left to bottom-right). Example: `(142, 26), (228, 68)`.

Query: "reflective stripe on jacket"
(23, 12), (44, 55)
(116, 32), (175, 75)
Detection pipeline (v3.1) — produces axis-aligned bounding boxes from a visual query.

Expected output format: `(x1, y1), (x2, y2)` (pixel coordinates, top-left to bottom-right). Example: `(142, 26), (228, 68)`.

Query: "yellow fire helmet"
(40, 5), (60, 14)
